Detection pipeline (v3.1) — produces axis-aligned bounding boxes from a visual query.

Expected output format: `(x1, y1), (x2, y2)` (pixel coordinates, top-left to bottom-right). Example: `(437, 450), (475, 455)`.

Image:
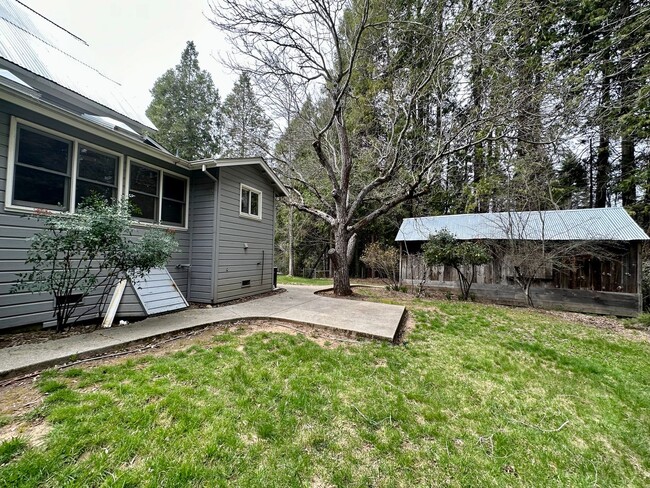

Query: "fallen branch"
(509, 418), (570, 433)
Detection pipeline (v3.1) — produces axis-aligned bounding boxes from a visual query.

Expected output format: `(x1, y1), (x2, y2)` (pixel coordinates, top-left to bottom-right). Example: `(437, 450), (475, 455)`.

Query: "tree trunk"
(595, 62), (611, 208)
(330, 226), (355, 296)
(619, 0), (636, 207)
(621, 136), (635, 206)
(595, 130), (610, 208)
(288, 206), (294, 276)
(523, 281), (534, 307)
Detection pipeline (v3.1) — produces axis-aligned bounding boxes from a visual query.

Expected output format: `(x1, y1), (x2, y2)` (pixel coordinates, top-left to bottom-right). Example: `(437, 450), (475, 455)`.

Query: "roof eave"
(0, 83), (190, 168)
(0, 60), (157, 132)
(192, 157), (289, 197)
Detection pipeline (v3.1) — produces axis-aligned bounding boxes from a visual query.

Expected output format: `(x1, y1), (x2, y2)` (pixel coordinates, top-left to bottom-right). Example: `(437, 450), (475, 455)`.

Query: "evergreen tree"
(221, 73), (272, 158)
(146, 41), (221, 160)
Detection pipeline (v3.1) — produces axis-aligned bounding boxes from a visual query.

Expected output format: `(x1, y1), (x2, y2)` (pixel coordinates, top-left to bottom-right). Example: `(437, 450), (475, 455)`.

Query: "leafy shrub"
(13, 196), (178, 331)
(423, 230), (490, 300)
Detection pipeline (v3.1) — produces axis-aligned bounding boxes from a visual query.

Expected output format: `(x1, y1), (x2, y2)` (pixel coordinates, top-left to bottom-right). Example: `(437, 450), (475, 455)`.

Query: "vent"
(242, 280), (251, 287)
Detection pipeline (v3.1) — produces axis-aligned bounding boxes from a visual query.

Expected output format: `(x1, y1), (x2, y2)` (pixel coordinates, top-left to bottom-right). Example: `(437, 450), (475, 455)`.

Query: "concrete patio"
(0, 285), (406, 378)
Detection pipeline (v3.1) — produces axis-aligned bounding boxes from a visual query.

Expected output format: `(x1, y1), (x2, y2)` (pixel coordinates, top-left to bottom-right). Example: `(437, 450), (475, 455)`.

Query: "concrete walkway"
(0, 285), (405, 378)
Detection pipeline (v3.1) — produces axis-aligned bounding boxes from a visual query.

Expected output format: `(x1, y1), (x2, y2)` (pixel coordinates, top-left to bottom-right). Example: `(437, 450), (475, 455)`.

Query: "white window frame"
(239, 183), (263, 220)
(74, 142), (123, 212)
(5, 117), (124, 214)
(126, 158), (189, 230)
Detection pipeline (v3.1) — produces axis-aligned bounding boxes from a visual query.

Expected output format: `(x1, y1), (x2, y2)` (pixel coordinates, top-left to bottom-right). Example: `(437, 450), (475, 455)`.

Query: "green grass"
(1, 297), (650, 486)
(276, 275), (333, 286)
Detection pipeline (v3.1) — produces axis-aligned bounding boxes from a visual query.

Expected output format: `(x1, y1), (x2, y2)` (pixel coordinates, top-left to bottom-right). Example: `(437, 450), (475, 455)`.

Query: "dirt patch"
(542, 310), (650, 343)
(0, 419), (51, 447)
(0, 381), (43, 418)
(0, 379), (49, 448)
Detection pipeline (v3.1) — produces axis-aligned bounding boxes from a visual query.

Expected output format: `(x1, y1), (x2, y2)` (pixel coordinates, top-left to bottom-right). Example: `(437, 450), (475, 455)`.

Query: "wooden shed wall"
(400, 241), (642, 316)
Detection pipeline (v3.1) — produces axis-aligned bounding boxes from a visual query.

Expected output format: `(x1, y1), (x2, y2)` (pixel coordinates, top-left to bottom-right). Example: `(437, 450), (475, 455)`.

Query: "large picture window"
(240, 184), (262, 220)
(128, 161), (187, 227)
(6, 119), (187, 228)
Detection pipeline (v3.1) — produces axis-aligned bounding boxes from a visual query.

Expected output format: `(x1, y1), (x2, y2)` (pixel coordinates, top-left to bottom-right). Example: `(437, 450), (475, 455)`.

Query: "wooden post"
(399, 241), (403, 286)
(636, 241), (643, 313)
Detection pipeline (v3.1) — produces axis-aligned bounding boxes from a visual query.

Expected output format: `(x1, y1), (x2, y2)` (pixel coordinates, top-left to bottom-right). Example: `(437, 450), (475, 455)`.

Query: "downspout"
(202, 164), (219, 183)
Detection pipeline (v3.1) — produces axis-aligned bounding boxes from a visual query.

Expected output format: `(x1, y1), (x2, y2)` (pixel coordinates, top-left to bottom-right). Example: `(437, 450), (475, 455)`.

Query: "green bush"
(423, 230), (490, 300)
(361, 242), (401, 290)
(13, 196), (178, 331)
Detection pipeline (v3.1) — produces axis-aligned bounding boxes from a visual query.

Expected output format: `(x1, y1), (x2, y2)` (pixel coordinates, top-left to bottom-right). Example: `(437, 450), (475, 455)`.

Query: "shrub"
(12, 196), (178, 332)
(423, 230), (490, 301)
(360, 242), (401, 291)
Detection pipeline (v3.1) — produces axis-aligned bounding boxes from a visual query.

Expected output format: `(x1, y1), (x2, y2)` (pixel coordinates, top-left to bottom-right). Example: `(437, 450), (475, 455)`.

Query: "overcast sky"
(24, 0), (237, 115)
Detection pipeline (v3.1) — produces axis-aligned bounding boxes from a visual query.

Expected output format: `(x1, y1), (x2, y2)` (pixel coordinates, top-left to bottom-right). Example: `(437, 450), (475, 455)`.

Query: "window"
(7, 120), (122, 212)
(129, 163), (159, 221)
(13, 126), (72, 209)
(6, 119), (187, 228)
(162, 174), (186, 226)
(128, 161), (187, 227)
(240, 184), (262, 219)
(76, 145), (118, 206)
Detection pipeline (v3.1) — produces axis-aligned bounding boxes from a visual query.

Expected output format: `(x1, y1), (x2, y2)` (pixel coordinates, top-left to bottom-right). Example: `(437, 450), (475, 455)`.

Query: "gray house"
(0, 0), (288, 330)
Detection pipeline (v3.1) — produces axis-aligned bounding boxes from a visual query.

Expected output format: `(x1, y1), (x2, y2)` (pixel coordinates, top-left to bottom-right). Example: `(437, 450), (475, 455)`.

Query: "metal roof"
(396, 207), (650, 242)
(0, 0), (155, 130)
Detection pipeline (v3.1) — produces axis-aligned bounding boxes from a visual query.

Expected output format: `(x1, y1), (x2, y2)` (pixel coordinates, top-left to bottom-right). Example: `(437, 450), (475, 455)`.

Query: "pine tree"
(221, 73), (272, 158)
(146, 41), (221, 160)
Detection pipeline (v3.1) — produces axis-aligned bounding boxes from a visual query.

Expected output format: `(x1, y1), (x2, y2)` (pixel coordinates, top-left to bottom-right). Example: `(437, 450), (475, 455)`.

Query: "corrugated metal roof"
(396, 207), (650, 242)
(0, 0), (155, 130)
(80, 114), (139, 135)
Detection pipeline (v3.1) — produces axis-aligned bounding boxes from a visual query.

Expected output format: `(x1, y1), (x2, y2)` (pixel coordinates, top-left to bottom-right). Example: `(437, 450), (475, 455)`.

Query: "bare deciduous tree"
(209, 0), (513, 295)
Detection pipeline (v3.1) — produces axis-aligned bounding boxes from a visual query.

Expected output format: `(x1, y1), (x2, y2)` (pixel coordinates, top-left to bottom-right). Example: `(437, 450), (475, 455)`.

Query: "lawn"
(1, 293), (649, 487)
(276, 275), (333, 286)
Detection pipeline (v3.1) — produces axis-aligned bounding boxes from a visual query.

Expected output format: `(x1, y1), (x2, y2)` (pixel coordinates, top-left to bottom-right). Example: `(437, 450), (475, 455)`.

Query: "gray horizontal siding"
(215, 165), (275, 303)
(131, 268), (188, 315)
(188, 172), (215, 303)
(0, 102), (190, 330)
(116, 284), (146, 317)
